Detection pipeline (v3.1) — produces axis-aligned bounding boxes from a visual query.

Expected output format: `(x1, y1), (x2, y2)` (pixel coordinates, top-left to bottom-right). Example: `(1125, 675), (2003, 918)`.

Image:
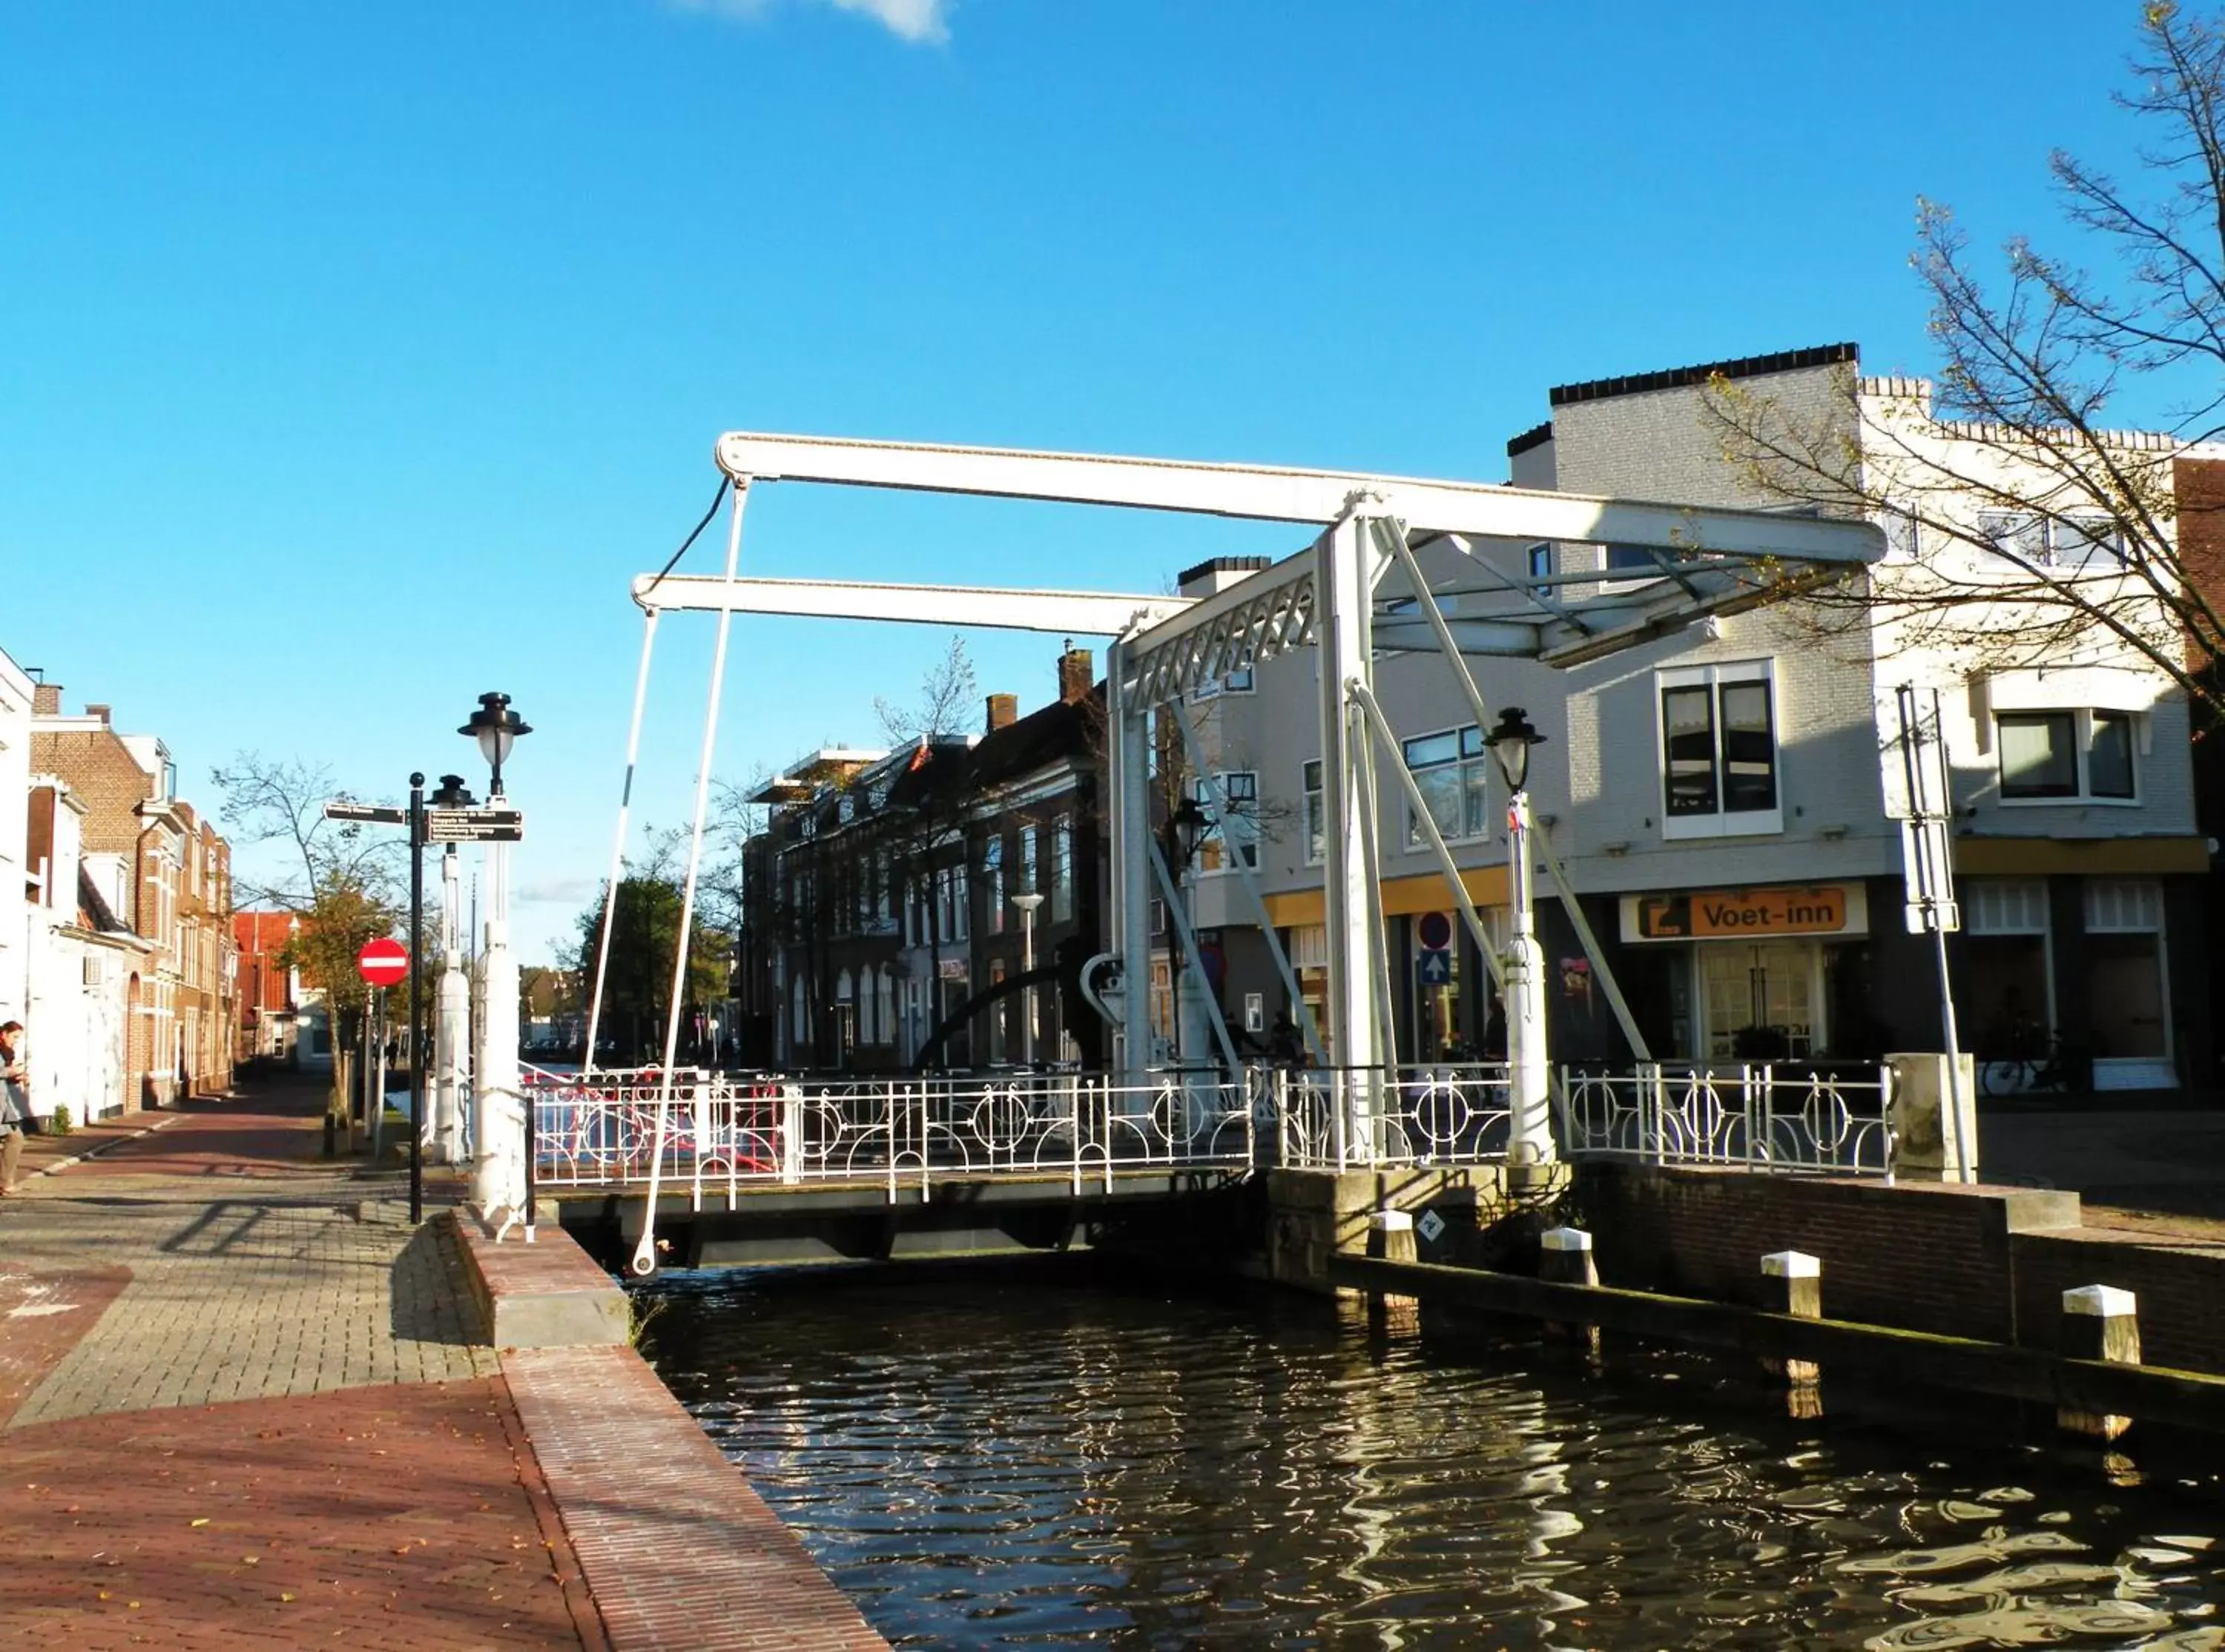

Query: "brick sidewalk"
(0, 1074), (607, 1648)
(0, 1377), (601, 1648)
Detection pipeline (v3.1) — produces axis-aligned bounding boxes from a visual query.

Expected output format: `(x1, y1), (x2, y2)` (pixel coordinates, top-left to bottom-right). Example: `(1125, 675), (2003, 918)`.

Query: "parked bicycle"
(1979, 1023), (2083, 1097)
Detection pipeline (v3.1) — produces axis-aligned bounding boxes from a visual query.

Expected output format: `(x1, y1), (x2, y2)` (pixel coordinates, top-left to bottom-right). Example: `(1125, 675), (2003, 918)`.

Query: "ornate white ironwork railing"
(519, 1065), (1253, 1200)
(1273, 1063), (1514, 1172)
(1555, 1062), (1895, 1176)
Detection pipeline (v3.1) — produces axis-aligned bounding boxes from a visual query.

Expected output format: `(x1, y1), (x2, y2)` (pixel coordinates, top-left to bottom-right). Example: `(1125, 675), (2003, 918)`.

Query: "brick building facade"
(31, 686), (237, 1106)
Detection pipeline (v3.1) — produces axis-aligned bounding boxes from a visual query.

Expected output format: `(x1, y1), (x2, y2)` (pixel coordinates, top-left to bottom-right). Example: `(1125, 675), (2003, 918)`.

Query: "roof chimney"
(1058, 645), (1094, 704)
(85, 704), (111, 724)
(985, 693), (1019, 733)
(31, 684), (61, 716)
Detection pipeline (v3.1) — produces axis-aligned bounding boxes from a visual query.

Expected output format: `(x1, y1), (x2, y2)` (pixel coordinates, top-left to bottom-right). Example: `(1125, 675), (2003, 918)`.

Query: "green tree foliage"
(280, 871), (402, 1025)
(572, 830), (734, 1064)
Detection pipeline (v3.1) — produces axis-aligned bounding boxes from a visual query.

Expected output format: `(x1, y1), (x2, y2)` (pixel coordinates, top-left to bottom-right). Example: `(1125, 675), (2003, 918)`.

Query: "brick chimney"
(31, 684), (61, 716)
(85, 704), (111, 724)
(985, 693), (1018, 733)
(1058, 646), (1094, 704)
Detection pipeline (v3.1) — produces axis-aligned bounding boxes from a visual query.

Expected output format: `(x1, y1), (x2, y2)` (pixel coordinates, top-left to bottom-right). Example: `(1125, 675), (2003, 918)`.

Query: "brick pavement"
(0, 1073), (891, 1650)
(0, 1377), (600, 1648)
(507, 1346), (889, 1652)
(0, 1077), (602, 1648)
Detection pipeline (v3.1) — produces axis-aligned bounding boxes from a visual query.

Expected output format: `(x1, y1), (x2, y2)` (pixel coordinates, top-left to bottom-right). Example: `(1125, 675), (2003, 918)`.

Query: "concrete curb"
(23, 1112), (184, 1181)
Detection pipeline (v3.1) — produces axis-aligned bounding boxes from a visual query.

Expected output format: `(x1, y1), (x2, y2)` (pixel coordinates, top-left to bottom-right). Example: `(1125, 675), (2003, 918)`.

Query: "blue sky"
(0, 0), (2157, 964)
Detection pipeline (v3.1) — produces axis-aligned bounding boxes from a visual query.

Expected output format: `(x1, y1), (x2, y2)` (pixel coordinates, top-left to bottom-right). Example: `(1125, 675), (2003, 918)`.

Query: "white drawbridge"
(572, 431), (1882, 1275)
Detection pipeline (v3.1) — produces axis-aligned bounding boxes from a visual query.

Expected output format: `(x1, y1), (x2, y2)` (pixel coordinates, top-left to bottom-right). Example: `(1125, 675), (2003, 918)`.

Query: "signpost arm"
(408, 774), (426, 1225)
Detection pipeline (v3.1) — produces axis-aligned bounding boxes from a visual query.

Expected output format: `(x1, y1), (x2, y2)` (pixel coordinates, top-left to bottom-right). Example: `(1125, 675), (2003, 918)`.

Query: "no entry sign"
(357, 937), (409, 988)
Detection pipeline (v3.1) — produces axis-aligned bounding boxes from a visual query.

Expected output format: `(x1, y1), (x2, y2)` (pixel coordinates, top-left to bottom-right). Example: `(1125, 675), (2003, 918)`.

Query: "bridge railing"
(1271, 1063), (1514, 1172)
(1555, 1060), (1895, 1176)
(519, 1065), (1254, 1199)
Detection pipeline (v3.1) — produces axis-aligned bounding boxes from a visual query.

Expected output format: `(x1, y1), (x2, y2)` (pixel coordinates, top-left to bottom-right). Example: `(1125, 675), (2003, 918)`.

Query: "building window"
(1191, 667), (1255, 701)
(1302, 760), (1324, 865)
(983, 836), (1005, 933)
(1051, 817), (1074, 922)
(1656, 661), (1781, 839)
(1197, 773), (1258, 871)
(1401, 727), (1489, 847)
(1998, 710), (2137, 803)
(1019, 825), (1038, 897)
(1977, 510), (2126, 566)
(1604, 543), (1655, 575)
(1526, 543), (1552, 581)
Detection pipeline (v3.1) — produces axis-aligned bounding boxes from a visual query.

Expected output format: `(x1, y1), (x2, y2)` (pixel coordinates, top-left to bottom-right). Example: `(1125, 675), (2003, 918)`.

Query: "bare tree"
(875, 635), (978, 743)
(211, 753), (403, 911)
(1704, 3), (2225, 713)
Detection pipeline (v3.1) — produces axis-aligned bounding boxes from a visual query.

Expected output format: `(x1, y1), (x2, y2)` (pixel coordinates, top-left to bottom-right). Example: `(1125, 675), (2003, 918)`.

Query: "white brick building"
(1184, 344), (2211, 1092)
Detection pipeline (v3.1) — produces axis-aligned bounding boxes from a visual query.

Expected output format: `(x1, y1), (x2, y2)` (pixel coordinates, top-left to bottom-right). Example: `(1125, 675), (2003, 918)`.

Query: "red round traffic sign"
(357, 937), (409, 988)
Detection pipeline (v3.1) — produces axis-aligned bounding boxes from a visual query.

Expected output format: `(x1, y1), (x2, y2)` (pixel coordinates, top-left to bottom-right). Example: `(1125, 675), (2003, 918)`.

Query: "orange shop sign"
(1620, 884), (1867, 943)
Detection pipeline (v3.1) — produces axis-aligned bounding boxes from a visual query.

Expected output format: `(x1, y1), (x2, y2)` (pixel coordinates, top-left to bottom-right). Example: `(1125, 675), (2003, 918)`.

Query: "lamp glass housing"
(1484, 707), (1544, 793)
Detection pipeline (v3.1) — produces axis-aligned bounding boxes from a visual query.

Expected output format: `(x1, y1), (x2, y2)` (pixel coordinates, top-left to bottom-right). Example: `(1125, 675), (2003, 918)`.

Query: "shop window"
(1967, 879), (2053, 1057)
(2084, 879), (2168, 1065)
(1998, 710), (2137, 802)
(1656, 662), (1781, 839)
(1402, 725), (1491, 848)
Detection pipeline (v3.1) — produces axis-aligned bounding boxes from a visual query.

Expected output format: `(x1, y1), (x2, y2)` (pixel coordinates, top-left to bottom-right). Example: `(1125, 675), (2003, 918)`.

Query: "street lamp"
(1158, 794), (1212, 1074)
(461, 694), (533, 1234)
(1009, 891), (1045, 1066)
(1482, 707), (1555, 1165)
(459, 693), (532, 798)
(427, 775), (475, 1169)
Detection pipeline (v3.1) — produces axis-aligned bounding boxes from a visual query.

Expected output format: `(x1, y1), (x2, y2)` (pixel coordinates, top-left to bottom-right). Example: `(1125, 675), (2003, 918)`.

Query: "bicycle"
(1979, 1028), (2080, 1097)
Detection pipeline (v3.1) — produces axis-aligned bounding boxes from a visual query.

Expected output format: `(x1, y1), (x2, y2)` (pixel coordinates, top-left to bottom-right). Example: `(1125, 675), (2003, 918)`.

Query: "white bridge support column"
(1319, 512), (1388, 1155)
(433, 845), (469, 1164)
(1107, 638), (1156, 1097)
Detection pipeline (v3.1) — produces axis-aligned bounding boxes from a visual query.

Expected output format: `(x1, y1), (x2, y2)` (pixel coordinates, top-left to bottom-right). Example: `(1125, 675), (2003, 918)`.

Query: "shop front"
(1618, 882), (1871, 1063)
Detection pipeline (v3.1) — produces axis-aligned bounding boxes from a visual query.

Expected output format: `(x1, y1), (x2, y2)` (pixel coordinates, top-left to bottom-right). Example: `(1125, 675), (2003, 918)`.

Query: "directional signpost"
(423, 805), (524, 845)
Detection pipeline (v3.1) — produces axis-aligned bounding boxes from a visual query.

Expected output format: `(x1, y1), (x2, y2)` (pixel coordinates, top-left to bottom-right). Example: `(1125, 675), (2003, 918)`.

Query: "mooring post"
(1366, 1209), (1418, 1334)
(1368, 1208), (1416, 1264)
(1761, 1251), (1822, 1389)
(2060, 1283), (2140, 1441)
(1539, 1226), (1597, 1286)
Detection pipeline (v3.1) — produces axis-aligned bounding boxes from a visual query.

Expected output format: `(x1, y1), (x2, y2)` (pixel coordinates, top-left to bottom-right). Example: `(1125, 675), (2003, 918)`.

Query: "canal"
(636, 1259), (2225, 1649)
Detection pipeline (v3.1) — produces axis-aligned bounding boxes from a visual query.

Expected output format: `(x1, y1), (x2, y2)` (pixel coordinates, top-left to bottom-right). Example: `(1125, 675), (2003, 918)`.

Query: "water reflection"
(638, 1264), (2225, 1648)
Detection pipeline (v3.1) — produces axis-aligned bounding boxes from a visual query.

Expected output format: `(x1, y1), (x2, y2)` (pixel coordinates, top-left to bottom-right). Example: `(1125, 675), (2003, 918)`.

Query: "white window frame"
(1655, 659), (1784, 841)
(1996, 708), (2140, 807)
(1977, 509), (2128, 567)
(1400, 725), (1490, 849)
(1196, 772), (1259, 873)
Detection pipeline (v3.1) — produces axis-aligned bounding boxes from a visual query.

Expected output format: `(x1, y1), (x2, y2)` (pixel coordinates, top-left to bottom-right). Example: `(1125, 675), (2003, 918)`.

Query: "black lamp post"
(1163, 796), (1210, 873)
(429, 773), (476, 811)
(1483, 705), (1545, 794)
(459, 693), (532, 797)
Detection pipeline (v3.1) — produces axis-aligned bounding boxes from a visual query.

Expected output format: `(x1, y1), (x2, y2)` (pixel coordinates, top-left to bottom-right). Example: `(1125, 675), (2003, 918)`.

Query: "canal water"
(637, 1261), (2225, 1649)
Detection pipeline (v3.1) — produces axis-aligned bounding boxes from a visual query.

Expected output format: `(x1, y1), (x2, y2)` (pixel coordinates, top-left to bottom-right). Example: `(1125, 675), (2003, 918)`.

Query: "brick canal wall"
(1579, 1164), (2225, 1374)
(454, 1214), (891, 1651)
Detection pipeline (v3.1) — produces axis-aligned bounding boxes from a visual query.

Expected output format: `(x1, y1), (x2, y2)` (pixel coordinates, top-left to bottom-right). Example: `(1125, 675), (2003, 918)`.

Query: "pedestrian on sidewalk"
(0, 1020), (27, 1195)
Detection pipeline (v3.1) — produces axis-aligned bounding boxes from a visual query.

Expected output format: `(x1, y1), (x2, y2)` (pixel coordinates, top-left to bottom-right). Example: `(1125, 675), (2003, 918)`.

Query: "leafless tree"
(211, 752), (404, 911)
(875, 635), (978, 743)
(1704, 3), (2225, 714)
